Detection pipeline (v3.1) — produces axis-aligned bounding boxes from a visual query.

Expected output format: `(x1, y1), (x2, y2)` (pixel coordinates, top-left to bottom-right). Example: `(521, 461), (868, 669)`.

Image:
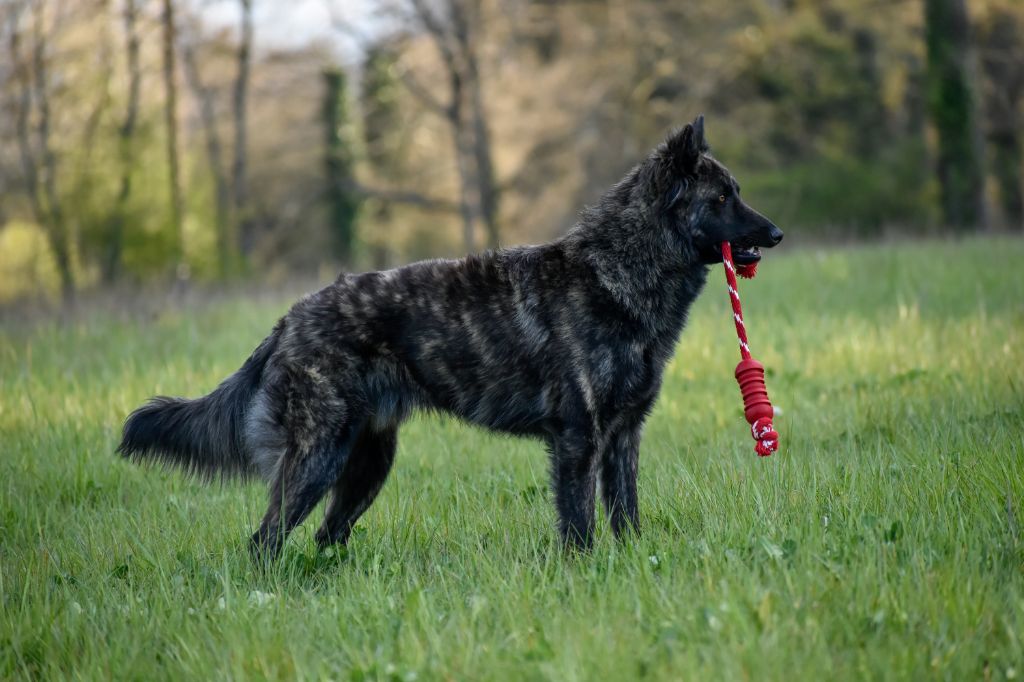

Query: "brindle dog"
(119, 116), (783, 560)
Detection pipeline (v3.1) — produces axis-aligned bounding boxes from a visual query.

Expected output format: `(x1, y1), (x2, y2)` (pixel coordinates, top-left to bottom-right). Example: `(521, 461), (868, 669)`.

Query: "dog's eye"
(718, 194), (726, 204)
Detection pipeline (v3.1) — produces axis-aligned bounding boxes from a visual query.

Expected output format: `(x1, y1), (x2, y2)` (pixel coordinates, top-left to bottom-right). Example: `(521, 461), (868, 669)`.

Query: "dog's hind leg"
(600, 424), (642, 538)
(249, 422), (363, 562)
(549, 425), (599, 550)
(315, 425), (398, 549)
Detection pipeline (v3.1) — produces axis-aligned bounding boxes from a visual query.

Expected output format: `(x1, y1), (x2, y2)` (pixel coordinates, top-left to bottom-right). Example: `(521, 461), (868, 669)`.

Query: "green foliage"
(732, 7), (888, 162)
(740, 140), (938, 234)
(708, 2), (945, 235)
(1, 238), (1022, 679)
(0, 221), (60, 303)
(361, 45), (403, 174)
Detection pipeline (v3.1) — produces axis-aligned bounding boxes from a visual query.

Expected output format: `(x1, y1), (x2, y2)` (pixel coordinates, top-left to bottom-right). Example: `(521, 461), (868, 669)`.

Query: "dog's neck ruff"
(565, 223), (706, 328)
(721, 242), (779, 457)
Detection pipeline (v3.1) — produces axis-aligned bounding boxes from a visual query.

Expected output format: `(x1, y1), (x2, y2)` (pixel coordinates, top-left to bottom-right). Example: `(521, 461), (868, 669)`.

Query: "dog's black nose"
(769, 226), (784, 245)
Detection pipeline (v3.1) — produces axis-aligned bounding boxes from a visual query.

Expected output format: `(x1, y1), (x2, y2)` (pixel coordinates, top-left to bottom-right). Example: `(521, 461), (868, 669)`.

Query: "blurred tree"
(70, 0), (115, 271)
(7, 0), (74, 305)
(327, 11), (464, 229)
(360, 42), (401, 267)
(362, 44), (402, 174)
(103, 0), (141, 284)
(924, 0), (987, 230)
(466, 10), (498, 249)
(182, 36), (232, 276)
(730, 4), (894, 162)
(850, 26), (887, 150)
(233, 0), (253, 256)
(323, 68), (360, 263)
(1, 0), (1023, 305)
(406, 0), (499, 252)
(161, 0), (186, 279)
(978, 3), (1023, 230)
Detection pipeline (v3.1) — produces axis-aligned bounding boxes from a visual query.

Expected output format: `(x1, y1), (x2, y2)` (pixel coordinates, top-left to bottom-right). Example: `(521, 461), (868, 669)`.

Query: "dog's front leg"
(600, 423), (642, 538)
(549, 427), (598, 551)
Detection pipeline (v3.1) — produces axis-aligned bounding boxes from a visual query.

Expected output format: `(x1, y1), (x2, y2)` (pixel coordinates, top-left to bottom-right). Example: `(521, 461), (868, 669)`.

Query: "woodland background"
(0, 0), (1021, 306)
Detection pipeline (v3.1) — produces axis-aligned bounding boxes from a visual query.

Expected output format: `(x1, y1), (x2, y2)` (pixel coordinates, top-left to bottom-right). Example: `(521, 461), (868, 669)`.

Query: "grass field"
(2, 236), (1023, 680)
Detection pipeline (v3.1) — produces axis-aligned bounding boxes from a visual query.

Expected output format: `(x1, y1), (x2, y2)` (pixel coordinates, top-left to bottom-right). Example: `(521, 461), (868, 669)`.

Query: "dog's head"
(648, 115), (783, 267)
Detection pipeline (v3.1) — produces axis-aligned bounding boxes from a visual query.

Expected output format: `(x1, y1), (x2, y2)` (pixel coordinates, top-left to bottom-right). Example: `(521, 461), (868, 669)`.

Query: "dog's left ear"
(666, 114), (709, 176)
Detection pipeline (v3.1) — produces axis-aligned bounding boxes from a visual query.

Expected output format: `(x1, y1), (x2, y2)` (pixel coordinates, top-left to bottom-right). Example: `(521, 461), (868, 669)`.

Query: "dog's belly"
(459, 382), (551, 437)
(396, 348), (552, 438)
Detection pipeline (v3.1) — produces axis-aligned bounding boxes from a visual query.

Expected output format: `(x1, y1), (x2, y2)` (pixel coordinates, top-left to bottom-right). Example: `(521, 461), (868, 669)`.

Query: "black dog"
(119, 116), (783, 560)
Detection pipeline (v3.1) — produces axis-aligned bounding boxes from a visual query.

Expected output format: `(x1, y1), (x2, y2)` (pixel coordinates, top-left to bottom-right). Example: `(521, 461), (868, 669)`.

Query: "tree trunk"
(448, 74), (478, 254)
(464, 18), (499, 249)
(10, 10), (43, 224)
(408, 0), (484, 254)
(924, 0), (987, 231)
(104, 0), (141, 284)
(979, 7), (1024, 230)
(447, 0), (480, 253)
(233, 0), (253, 257)
(33, 4), (74, 305)
(161, 0), (186, 279)
(322, 69), (360, 264)
(13, 0), (75, 306)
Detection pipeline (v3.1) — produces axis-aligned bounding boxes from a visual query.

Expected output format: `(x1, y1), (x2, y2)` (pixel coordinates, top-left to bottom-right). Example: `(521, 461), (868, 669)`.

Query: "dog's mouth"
(730, 244), (762, 265)
(708, 242), (762, 265)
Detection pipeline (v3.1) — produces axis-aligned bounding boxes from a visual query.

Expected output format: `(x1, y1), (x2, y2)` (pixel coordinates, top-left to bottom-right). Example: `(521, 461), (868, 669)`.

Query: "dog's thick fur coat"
(119, 117), (783, 559)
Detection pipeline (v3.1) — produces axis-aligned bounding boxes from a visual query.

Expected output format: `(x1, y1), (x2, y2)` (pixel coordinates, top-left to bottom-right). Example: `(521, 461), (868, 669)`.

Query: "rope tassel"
(721, 242), (779, 457)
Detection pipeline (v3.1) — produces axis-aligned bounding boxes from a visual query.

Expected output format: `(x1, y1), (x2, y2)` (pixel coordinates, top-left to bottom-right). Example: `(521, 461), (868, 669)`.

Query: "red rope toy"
(721, 242), (779, 457)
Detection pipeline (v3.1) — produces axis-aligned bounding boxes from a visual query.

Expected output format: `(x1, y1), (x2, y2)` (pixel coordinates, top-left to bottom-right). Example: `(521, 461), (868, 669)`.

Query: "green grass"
(2, 236), (1023, 680)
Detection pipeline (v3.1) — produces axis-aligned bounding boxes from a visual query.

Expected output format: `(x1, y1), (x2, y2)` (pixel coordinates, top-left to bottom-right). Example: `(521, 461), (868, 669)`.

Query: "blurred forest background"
(0, 0), (1021, 306)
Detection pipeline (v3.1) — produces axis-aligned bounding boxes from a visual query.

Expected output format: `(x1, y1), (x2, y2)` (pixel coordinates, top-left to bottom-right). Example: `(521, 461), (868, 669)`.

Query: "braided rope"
(721, 243), (752, 361)
(721, 242), (779, 457)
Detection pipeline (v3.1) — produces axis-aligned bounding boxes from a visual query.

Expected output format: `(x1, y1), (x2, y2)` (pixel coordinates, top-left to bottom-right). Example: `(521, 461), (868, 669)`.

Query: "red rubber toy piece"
(721, 242), (779, 457)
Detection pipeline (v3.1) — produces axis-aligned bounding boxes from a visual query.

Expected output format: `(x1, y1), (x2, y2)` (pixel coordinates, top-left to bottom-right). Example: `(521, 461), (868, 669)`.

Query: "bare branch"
(391, 60), (450, 116)
(327, 4), (450, 116)
(408, 0), (457, 71)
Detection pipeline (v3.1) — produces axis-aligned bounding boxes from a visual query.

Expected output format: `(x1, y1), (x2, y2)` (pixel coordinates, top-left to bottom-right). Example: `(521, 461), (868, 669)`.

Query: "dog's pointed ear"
(665, 114), (709, 175)
(691, 114), (706, 150)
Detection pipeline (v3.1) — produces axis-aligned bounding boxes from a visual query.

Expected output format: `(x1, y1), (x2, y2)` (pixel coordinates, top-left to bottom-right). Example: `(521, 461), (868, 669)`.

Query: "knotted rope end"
(752, 417), (779, 457)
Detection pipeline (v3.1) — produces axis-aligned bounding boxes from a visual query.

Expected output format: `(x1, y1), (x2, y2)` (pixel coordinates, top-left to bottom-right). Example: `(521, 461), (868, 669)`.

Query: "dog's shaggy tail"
(117, 319), (284, 480)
